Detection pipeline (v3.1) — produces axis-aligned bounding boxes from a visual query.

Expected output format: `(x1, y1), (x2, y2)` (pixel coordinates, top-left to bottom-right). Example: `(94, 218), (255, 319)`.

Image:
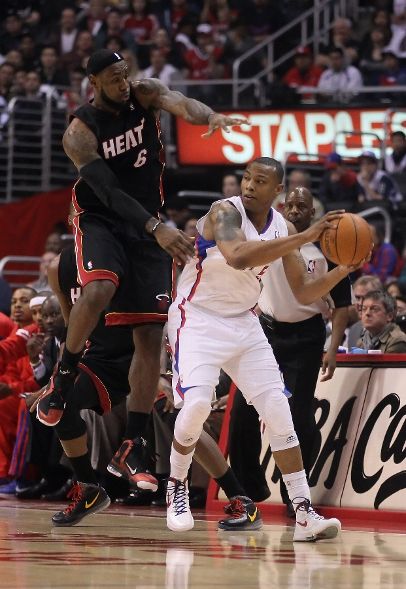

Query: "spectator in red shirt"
(184, 23), (225, 80)
(282, 46), (322, 101)
(123, 0), (159, 45)
(318, 152), (362, 210)
(0, 313), (14, 341)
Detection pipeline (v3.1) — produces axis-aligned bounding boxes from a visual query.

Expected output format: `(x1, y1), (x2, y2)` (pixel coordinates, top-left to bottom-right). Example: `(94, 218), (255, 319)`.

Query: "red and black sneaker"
(218, 496), (263, 531)
(52, 482), (110, 526)
(107, 437), (158, 492)
(36, 366), (76, 426)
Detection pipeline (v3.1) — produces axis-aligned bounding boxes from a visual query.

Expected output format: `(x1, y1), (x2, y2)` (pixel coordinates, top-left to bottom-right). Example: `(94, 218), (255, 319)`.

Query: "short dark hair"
(13, 286), (37, 297)
(391, 131), (406, 140)
(250, 157), (284, 182)
(363, 289), (396, 316)
(330, 46), (344, 56)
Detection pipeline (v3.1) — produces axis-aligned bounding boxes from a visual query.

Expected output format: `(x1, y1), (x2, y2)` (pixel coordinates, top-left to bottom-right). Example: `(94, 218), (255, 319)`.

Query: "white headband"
(30, 296), (47, 308)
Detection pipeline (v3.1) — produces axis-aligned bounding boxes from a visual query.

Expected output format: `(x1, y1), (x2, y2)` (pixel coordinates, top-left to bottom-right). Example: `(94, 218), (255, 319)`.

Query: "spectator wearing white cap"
(357, 151), (403, 206)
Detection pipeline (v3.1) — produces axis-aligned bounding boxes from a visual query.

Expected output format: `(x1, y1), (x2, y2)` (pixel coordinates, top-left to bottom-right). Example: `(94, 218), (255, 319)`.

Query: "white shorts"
(168, 298), (284, 408)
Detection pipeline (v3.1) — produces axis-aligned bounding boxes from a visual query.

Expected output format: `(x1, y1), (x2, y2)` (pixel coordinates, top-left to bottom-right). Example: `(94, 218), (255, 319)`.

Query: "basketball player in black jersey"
(30, 244), (261, 529)
(36, 49), (247, 490)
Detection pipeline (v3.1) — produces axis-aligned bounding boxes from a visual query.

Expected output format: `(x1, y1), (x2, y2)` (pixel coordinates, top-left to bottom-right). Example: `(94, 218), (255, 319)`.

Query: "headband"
(86, 49), (124, 76)
(30, 296), (47, 308)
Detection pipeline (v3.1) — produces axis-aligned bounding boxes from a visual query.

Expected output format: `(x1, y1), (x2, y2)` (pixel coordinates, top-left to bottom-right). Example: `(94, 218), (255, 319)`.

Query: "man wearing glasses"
(357, 290), (406, 353)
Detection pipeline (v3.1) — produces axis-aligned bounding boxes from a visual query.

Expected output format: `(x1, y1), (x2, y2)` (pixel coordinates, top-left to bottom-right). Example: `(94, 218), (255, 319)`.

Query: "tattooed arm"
(133, 78), (248, 136)
(207, 202), (313, 270)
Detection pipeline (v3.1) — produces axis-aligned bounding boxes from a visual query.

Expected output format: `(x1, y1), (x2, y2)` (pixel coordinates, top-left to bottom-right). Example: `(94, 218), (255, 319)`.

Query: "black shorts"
(76, 355), (131, 415)
(72, 212), (172, 326)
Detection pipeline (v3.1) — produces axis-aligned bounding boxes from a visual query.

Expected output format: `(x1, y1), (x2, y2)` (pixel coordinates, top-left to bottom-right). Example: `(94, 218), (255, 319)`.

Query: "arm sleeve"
(327, 261), (352, 308)
(80, 159), (153, 232)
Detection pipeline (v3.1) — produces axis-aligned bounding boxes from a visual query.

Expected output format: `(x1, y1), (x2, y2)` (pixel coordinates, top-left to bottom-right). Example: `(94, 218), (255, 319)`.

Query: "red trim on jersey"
(105, 312), (167, 326)
(72, 181), (84, 214)
(187, 256), (204, 302)
(171, 260), (177, 301)
(155, 116), (165, 206)
(72, 214), (119, 288)
(78, 361), (111, 414)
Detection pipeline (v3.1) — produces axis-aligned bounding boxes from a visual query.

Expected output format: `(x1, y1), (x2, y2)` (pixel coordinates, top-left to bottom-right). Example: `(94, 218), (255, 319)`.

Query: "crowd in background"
(0, 0), (405, 505)
(0, 0), (405, 112)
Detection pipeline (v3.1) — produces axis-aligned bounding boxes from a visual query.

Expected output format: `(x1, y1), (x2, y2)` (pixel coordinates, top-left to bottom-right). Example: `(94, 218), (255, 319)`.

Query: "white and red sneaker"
(293, 498), (341, 542)
(166, 477), (194, 532)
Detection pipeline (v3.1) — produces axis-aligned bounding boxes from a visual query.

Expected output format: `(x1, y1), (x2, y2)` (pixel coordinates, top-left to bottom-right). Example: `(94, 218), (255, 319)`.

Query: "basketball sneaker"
(36, 366), (76, 426)
(52, 482), (110, 526)
(293, 498), (341, 542)
(218, 496), (263, 531)
(107, 437), (158, 491)
(166, 477), (194, 532)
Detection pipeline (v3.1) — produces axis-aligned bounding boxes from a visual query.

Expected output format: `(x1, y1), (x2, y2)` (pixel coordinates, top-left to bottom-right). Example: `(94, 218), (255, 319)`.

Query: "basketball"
(319, 213), (373, 266)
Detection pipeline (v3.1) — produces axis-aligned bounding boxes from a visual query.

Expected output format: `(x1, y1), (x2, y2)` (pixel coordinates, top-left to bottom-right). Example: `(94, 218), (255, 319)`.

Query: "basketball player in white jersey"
(166, 157), (363, 541)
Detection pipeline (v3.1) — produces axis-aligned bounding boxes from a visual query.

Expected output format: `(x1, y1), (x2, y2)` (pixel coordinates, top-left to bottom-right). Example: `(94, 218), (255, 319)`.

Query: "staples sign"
(176, 108), (406, 165)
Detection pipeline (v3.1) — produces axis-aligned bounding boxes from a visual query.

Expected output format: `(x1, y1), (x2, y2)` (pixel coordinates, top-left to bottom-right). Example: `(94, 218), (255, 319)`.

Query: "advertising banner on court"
(176, 108), (406, 165)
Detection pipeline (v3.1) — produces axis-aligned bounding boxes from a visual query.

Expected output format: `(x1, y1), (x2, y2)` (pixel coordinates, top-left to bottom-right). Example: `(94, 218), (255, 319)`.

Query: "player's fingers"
(201, 127), (216, 138)
(228, 117), (250, 126)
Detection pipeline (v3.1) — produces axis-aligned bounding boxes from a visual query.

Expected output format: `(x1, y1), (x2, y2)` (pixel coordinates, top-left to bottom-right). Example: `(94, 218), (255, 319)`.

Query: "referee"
(258, 187), (351, 516)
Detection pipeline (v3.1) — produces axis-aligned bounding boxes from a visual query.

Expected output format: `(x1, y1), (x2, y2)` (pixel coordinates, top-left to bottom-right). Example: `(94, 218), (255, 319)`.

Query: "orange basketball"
(319, 213), (373, 266)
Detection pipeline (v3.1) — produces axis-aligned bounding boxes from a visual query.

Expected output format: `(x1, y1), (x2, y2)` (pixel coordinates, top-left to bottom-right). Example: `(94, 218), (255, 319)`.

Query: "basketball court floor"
(1, 498), (405, 589)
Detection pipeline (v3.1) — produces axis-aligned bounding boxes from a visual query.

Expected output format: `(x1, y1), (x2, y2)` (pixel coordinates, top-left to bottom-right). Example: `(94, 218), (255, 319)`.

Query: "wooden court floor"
(1, 498), (405, 589)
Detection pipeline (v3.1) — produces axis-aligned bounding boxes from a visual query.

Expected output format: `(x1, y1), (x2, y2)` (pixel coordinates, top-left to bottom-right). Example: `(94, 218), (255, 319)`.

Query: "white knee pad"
(174, 387), (213, 447)
(250, 388), (299, 451)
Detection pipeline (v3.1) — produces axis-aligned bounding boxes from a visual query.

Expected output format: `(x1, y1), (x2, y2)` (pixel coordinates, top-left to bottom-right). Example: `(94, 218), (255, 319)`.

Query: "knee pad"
(250, 388), (298, 451)
(55, 407), (87, 441)
(174, 388), (212, 447)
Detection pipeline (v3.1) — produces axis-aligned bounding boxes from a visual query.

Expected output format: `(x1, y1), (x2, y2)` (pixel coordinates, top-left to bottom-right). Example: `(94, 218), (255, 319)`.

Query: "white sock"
(170, 444), (194, 481)
(282, 469), (311, 503)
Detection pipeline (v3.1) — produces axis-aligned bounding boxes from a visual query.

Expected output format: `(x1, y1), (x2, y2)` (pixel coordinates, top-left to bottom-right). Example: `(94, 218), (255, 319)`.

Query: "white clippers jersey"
(176, 196), (288, 317)
(259, 242), (330, 322)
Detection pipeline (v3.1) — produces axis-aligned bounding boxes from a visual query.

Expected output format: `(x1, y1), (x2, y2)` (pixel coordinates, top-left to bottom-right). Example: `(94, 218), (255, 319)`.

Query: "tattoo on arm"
(212, 204), (242, 242)
(145, 79), (214, 124)
(63, 119), (99, 169)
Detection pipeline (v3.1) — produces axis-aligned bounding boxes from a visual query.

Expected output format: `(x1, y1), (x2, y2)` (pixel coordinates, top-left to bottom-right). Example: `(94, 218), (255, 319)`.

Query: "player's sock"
(215, 467), (246, 500)
(282, 469), (311, 505)
(125, 411), (150, 440)
(69, 452), (98, 484)
(170, 444), (193, 481)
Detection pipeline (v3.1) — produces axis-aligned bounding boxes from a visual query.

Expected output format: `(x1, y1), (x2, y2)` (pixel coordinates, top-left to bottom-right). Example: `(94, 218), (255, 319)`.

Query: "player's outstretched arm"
(63, 119), (194, 265)
(134, 78), (248, 136)
(208, 202), (336, 270)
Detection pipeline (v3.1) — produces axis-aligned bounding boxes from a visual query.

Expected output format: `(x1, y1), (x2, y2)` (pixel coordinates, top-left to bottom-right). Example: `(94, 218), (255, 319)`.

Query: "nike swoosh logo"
(248, 508), (257, 523)
(297, 521), (308, 527)
(85, 492), (100, 509)
(127, 464), (138, 475)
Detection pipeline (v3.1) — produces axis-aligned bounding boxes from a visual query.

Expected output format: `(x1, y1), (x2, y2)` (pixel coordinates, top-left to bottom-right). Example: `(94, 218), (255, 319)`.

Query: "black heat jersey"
(58, 245), (134, 361)
(72, 96), (164, 220)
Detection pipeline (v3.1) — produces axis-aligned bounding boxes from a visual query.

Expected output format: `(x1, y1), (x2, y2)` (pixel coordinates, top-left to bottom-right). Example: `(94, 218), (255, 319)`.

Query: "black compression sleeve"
(80, 158), (153, 232)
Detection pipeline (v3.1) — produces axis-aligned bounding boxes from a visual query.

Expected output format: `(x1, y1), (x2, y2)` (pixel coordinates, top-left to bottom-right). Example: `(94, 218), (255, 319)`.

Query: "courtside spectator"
(319, 17), (360, 66)
(61, 30), (94, 72)
(183, 217), (199, 238)
(44, 232), (64, 255)
(318, 47), (363, 103)
(362, 224), (401, 283)
(95, 7), (137, 55)
(347, 275), (383, 349)
(319, 152), (362, 209)
(164, 197), (191, 229)
(0, 12), (27, 55)
(19, 34), (39, 71)
(184, 23), (226, 81)
(241, 0), (284, 42)
(357, 290), (406, 352)
(385, 131), (406, 173)
(0, 62), (16, 101)
(357, 151), (403, 206)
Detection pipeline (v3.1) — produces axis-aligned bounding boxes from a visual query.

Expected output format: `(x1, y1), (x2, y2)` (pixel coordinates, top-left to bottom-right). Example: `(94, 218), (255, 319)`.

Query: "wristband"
(151, 220), (162, 233)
